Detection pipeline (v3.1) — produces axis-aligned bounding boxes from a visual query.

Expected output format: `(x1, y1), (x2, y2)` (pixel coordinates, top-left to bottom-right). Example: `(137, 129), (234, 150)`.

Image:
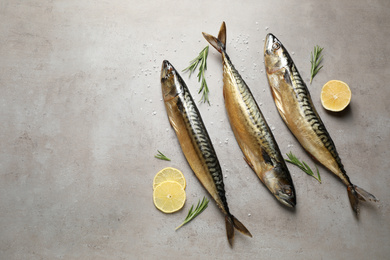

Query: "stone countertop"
(1, 1), (389, 259)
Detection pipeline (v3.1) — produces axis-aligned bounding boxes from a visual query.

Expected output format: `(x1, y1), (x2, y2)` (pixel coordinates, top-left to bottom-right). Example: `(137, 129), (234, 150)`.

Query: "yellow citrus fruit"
(153, 167), (186, 190)
(321, 80), (351, 112)
(153, 181), (186, 213)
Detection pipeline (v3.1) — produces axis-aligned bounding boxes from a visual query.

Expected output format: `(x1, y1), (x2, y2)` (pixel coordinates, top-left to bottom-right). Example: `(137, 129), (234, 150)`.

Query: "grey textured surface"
(1, 1), (390, 259)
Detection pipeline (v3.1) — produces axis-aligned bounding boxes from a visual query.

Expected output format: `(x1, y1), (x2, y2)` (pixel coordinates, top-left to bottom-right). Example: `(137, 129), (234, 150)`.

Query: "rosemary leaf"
(310, 45), (324, 84)
(176, 196), (209, 230)
(183, 46), (210, 104)
(285, 152), (321, 183)
(154, 150), (171, 161)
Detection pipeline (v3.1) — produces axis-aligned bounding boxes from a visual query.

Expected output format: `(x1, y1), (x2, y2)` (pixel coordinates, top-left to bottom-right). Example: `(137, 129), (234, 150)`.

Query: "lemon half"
(321, 80), (351, 112)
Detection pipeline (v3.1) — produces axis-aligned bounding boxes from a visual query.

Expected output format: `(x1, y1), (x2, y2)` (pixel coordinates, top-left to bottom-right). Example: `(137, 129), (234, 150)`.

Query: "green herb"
(183, 46), (210, 104)
(176, 196), (209, 230)
(310, 45), (324, 84)
(154, 150), (171, 161)
(285, 152), (321, 183)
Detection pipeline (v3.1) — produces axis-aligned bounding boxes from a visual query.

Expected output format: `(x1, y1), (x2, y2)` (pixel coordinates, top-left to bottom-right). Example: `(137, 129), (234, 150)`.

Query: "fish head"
(161, 60), (183, 102)
(264, 33), (290, 74)
(264, 165), (296, 207)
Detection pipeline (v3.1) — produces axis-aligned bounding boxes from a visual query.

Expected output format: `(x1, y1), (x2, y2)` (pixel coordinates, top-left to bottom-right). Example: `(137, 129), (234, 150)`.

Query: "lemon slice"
(153, 181), (186, 213)
(321, 80), (351, 112)
(153, 167), (186, 190)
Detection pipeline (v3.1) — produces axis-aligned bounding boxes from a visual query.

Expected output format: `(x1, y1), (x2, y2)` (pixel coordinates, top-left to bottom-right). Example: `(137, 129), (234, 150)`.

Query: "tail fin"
(202, 21), (226, 53)
(225, 214), (252, 247)
(347, 185), (378, 215)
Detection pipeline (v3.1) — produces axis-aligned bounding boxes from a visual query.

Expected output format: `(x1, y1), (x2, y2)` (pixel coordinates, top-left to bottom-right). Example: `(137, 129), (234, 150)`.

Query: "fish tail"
(225, 214), (252, 246)
(347, 185), (378, 215)
(202, 21), (226, 53)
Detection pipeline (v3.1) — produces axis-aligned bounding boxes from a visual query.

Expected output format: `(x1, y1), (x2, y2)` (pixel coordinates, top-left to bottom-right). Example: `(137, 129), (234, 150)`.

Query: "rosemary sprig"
(183, 46), (210, 104)
(285, 152), (321, 183)
(176, 196), (209, 230)
(310, 45), (324, 84)
(154, 150), (171, 161)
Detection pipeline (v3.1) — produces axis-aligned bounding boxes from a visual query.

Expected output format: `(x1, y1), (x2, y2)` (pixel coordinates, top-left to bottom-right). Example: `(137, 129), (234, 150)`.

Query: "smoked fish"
(161, 60), (252, 246)
(203, 22), (296, 207)
(264, 33), (378, 214)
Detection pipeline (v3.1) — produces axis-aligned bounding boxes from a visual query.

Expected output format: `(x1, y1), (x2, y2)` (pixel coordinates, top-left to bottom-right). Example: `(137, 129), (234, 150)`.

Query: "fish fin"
(225, 215), (234, 247)
(354, 185), (378, 202)
(261, 149), (273, 166)
(231, 215), (252, 238)
(347, 185), (378, 215)
(176, 98), (184, 113)
(225, 215), (252, 247)
(347, 186), (360, 214)
(202, 22), (226, 53)
(217, 21), (226, 48)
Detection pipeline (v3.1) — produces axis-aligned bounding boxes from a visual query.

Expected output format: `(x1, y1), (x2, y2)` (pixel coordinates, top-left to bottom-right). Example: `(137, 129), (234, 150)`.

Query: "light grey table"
(1, 1), (389, 259)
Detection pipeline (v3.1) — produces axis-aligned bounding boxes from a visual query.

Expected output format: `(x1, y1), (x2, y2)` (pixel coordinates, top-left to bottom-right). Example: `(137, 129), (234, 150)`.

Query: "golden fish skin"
(264, 33), (378, 215)
(203, 22), (296, 208)
(161, 60), (251, 246)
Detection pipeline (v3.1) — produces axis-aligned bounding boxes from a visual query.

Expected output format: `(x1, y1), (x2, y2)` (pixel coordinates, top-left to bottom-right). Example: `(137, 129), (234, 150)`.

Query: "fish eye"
(283, 186), (292, 196)
(164, 68), (174, 79)
(272, 42), (280, 50)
